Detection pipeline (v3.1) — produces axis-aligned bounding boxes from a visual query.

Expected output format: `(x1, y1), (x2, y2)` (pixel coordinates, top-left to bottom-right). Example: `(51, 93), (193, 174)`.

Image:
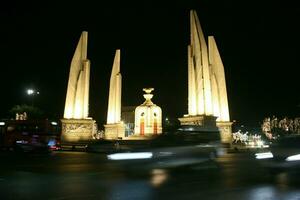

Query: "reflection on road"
(1, 151), (300, 199)
(150, 169), (169, 187)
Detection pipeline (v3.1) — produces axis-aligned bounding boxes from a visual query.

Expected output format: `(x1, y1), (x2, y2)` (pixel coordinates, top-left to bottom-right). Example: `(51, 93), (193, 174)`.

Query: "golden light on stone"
(63, 31), (90, 119)
(106, 50), (122, 124)
(150, 169), (169, 187)
(59, 10), (233, 144)
(61, 31), (96, 143)
(180, 10), (232, 143)
(208, 36), (230, 122)
(134, 88), (162, 136)
(188, 10), (229, 120)
(104, 49), (125, 140)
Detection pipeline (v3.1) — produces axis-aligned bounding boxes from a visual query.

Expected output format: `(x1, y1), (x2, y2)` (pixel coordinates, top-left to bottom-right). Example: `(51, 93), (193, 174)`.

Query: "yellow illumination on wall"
(188, 10), (230, 122)
(63, 31), (90, 119)
(135, 88), (162, 135)
(107, 50), (122, 124)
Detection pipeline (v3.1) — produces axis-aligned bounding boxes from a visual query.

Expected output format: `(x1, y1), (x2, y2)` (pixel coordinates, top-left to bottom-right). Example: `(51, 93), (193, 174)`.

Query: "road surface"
(1, 151), (300, 199)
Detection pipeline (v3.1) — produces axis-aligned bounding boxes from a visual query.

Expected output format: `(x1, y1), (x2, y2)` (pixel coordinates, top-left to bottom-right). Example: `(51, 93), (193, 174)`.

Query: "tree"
(9, 104), (44, 119)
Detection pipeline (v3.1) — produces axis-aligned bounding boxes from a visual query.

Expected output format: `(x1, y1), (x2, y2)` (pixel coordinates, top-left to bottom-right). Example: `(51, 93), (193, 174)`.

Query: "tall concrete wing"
(190, 10), (203, 115)
(188, 45), (197, 115)
(180, 10), (232, 144)
(107, 49), (122, 124)
(63, 31), (90, 119)
(189, 10), (213, 115)
(209, 36), (230, 121)
(83, 60), (90, 118)
(61, 31), (96, 144)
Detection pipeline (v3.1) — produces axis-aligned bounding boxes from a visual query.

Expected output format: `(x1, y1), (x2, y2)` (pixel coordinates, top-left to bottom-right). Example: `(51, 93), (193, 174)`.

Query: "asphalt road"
(1, 151), (300, 200)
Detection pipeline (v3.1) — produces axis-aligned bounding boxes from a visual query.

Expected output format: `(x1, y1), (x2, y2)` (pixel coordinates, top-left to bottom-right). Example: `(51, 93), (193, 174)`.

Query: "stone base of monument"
(216, 121), (233, 144)
(126, 134), (156, 140)
(178, 115), (232, 144)
(61, 118), (96, 143)
(178, 115), (218, 129)
(104, 123), (125, 140)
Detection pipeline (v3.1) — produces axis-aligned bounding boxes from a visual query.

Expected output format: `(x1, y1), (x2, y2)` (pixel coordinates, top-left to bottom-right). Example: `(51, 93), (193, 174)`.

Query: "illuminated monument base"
(216, 121), (233, 143)
(178, 115), (218, 130)
(178, 115), (232, 143)
(61, 118), (96, 143)
(127, 135), (155, 140)
(104, 123), (125, 140)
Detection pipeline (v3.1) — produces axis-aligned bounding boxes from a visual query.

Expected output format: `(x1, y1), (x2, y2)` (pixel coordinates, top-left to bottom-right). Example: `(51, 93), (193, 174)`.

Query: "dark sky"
(0, 0), (299, 126)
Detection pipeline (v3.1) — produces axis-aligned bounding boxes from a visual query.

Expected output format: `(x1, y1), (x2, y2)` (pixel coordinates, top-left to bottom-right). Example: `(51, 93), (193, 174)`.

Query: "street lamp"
(26, 88), (39, 106)
(27, 89), (39, 95)
(27, 89), (34, 95)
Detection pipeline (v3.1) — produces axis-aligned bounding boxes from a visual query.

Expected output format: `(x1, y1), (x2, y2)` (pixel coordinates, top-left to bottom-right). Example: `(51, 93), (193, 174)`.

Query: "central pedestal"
(104, 123), (125, 140)
(178, 115), (232, 144)
(61, 118), (96, 143)
(178, 115), (218, 130)
(216, 121), (233, 144)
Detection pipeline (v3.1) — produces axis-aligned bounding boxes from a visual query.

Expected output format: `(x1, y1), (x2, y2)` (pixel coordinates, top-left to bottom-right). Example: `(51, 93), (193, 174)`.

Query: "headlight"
(285, 154), (300, 161)
(255, 152), (273, 159)
(107, 152), (153, 160)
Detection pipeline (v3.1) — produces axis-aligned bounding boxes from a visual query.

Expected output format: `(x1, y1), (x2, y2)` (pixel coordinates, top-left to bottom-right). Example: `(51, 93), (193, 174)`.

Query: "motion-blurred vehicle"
(255, 134), (300, 173)
(0, 119), (61, 152)
(107, 125), (225, 171)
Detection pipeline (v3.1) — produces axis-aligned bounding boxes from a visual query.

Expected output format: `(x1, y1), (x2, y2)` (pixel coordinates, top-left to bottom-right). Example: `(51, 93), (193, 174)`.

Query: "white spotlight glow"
(286, 154), (300, 161)
(255, 152), (273, 159)
(27, 89), (34, 95)
(107, 152), (153, 160)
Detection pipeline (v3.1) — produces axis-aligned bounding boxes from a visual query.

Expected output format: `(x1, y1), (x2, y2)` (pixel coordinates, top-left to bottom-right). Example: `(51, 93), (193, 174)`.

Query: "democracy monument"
(60, 31), (97, 143)
(178, 10), (232, 143)
(60, 10), (232, 144)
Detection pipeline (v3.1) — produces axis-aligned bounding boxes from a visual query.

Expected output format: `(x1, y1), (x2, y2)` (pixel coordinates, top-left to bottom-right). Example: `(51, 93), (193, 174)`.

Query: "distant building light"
(0, 122), (5, 126)
(51, 122), (58, 126)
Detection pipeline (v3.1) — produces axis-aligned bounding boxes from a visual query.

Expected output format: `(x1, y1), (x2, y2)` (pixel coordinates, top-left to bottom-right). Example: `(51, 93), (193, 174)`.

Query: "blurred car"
(107, 126), (224, 171)
(255, 134), (300, 173)
(14, 135), (50, 153)
(14, 135), (60, 153)
(47, 138), (61, 151)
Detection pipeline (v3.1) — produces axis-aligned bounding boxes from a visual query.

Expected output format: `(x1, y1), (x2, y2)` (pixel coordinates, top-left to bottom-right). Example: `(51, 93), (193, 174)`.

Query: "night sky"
(1, 0), (299, 127)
